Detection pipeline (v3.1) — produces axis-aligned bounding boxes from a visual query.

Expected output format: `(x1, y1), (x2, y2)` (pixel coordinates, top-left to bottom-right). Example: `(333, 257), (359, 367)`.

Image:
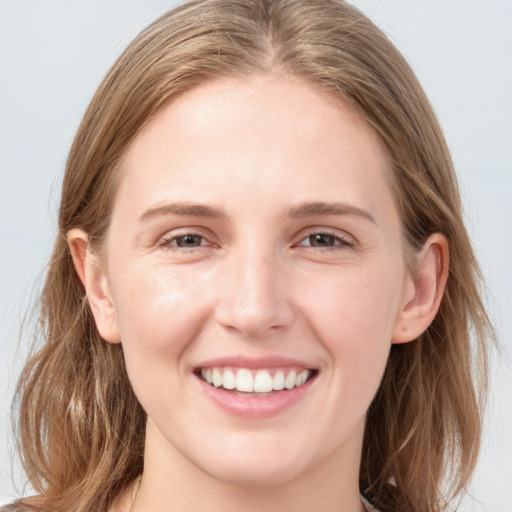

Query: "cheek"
(296, 258), (405, 393)
(109, 262), (213, 355)
(107, 264), (216, 417)
(298, 259), (404, 344)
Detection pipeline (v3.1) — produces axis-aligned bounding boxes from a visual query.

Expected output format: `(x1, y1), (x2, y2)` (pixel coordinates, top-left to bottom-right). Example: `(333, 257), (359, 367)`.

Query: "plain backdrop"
(1, 1), (511, 510)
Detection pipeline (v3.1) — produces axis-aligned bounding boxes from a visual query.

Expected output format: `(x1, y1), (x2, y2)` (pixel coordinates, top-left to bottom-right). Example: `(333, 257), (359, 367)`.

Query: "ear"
(392, 233), (449, 344)
(67, 228), (121, 344)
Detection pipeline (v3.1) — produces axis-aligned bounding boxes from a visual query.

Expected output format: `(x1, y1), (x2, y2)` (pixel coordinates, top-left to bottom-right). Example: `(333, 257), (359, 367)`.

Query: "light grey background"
(1, 1), (511, 510)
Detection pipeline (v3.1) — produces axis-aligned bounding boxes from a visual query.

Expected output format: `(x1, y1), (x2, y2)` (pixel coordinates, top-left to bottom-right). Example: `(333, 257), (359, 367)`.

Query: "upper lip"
(194, 355), (318, 371)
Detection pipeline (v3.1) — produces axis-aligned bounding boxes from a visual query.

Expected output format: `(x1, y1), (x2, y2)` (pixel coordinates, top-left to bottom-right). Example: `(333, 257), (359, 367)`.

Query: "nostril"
(215, 296), (295, 337)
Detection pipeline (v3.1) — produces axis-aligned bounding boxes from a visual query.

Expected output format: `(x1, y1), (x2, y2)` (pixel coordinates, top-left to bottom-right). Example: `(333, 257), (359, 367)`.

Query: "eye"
(174, 234), (206, 248)
(298, 232), (354, 249)
(158, 232), (210, 250)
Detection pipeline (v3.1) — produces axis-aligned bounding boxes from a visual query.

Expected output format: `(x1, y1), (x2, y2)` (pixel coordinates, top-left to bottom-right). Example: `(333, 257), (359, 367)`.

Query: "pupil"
(311, 234), (333, 246)
(177, 235), (200, 247)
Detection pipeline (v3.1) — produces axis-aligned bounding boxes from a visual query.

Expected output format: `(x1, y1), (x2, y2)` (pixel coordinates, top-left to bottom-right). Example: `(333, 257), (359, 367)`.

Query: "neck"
(125, 420), (366, 512)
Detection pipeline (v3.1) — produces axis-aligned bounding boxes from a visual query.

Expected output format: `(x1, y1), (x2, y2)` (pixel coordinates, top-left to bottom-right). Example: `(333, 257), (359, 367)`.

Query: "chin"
(202, 458), (309, 489)
(184, 431), (312, 489)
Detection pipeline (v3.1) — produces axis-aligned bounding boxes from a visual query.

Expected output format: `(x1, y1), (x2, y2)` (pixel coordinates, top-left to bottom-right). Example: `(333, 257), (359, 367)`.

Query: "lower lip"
(195, 373), (317, 419)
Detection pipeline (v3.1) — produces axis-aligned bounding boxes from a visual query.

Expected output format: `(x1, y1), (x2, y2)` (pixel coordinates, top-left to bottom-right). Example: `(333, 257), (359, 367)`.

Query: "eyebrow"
(288, 202), (376, 224)
(139, 202), (228, 222)
(139, 201), (376, 224)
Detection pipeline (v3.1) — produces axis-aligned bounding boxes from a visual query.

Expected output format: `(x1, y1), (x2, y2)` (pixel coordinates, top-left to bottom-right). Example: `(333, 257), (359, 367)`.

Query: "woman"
(3, 1), (493, 511)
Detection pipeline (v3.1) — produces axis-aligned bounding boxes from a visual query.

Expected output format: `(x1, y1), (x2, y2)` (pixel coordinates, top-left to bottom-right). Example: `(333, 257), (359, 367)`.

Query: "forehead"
(114, 74), (395, 221)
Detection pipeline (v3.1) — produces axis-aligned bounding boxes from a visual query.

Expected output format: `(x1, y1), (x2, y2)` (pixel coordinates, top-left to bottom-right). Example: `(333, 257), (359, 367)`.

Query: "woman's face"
(97, 75), (414, 487)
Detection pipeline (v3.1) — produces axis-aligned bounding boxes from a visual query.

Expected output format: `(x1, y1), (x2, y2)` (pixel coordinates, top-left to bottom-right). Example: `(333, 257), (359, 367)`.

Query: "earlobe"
(392, 233), (449, 344)
(67, 229), (121, 344)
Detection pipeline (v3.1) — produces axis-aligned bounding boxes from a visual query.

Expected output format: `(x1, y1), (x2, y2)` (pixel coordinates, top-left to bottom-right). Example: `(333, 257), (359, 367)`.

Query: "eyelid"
(153, 226), (357, 252)
(156, 228), (217, 250)
(294, 227), (357, 249)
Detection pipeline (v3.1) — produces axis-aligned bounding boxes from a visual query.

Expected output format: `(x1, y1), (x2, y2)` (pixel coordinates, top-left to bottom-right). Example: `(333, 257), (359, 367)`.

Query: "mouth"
(195, 366), (318, 396)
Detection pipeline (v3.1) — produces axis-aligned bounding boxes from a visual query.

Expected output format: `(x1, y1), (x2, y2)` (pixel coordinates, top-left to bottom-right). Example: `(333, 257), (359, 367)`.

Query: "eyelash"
(157, 232), (211, 251)
(297, 231), (355, 250)
(156, 230), (355, 252)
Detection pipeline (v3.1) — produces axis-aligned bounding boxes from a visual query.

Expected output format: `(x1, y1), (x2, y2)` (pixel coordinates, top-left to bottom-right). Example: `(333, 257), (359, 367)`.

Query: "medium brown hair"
(6, 1), (492, 511)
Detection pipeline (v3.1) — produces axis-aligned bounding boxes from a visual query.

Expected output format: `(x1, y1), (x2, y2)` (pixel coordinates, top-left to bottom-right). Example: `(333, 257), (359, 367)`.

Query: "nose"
(215, 247), (295, 338)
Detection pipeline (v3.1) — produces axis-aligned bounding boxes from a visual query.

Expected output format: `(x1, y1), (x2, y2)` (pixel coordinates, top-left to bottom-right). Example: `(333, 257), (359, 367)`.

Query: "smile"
(198, 367), (315, 394)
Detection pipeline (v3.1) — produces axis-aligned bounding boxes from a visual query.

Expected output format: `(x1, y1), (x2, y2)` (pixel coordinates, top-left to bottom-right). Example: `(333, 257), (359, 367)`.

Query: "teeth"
(272, 371), (285, 390)
(200, 367), (312, 392)
(223, 369), (236, 390)
(284, 370), (296, 390)
(254, 370), (273, 393)
(236, 369), (254, 392)
(212, 368), (222, 388)
(295, 370), (308, 387)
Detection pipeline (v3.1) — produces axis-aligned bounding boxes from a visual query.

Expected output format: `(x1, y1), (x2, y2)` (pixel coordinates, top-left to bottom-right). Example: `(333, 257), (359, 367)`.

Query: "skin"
(69, 74), (448, 512)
